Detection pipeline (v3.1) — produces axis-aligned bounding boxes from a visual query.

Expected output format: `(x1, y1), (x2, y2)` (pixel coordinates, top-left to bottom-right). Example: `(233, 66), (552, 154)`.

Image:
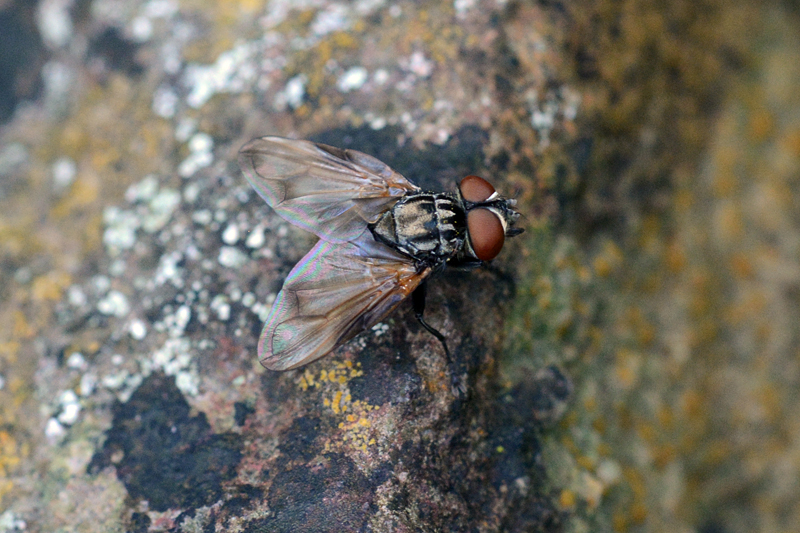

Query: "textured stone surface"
(0, 0), (798, 532)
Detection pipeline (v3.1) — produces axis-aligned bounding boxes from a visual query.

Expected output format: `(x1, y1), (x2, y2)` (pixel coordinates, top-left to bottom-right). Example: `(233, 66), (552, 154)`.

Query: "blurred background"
(0, 0), (798, 531)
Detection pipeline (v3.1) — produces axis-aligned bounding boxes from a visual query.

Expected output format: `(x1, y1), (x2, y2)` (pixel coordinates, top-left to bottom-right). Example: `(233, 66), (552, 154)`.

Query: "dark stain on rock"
(88, 27), (144, 78)
(88, 373), (243, 512)
(0, 0), (44, 124)
(245, 453), (372, 533)
(233, 401), (255, 427)
(309, 124), (489, 194)
(126, 511), (150, 533)
(278, 416), (323, 462)
(348, 333), (422, 406)
(258, 365), (297, 405)
(367, 374), (565, 531)
(221, 484), (265, 517)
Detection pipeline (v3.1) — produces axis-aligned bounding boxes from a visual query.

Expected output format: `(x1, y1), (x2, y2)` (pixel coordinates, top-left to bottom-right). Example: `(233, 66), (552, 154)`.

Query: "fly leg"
(412, 284), (464, 394)
(412, 282), (449, 357)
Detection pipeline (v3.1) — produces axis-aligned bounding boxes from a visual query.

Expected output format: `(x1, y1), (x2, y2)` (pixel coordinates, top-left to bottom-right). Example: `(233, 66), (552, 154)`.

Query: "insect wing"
(260, 231), (431, 370)
(239, 136), (420, 243)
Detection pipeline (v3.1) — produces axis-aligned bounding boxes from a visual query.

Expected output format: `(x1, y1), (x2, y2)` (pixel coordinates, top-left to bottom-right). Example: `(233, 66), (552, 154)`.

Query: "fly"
(238, 136), (522, 372)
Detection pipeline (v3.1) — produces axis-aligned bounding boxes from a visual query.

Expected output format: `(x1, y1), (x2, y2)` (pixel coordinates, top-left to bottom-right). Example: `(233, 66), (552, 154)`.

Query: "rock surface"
(1, 0), (799, 532)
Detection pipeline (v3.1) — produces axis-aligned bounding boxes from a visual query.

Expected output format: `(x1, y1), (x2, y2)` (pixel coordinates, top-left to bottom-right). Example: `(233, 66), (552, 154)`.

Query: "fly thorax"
(370, 193), (466, 261)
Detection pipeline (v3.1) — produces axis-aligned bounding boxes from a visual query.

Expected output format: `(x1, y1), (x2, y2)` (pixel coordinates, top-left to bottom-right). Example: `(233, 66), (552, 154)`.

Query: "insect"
(239, 136), (522, 371)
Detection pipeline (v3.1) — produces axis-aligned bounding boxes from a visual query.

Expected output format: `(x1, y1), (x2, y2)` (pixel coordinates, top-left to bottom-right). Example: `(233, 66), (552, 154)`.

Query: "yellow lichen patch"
(576, 455), (595, 470)
(324, 390), (349, 414)
(0, 429), (21, 503)
(297, 361), (364, 392)
(297, 369), (316, 391)
(297, 361), (379, 453)
(613, 349), (641, 390)
(559, 488), (576, 509)
(31, 271), (72, 302)
(665, 240), (687, 273)
(12, 311), (34, 340)
(0, 342), (20, 365)
(782, 128), (800, 156)
(331, 401), (379, 453)
(49, 176), (99, 220)
(748, 108), (774, 142)
(239, 0), (266, 13)
(329, 31), (359, 50)
(612, 512), (629, 532)
(592, 240), (623, 278)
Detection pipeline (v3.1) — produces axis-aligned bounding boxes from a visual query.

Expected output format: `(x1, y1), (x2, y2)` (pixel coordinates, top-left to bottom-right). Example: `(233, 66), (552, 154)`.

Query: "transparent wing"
(259, 231), (430, 371)
(239, 136), (420, 243)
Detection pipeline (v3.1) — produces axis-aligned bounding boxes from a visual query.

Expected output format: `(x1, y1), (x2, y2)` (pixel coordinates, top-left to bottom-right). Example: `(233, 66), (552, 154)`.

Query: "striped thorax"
(370, 192), (467, 265)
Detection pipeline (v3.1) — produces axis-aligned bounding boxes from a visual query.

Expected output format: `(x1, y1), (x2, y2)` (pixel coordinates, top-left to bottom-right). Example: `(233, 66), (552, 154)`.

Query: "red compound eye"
(460, 175), (495, 203)
(467, 208), (505, 261)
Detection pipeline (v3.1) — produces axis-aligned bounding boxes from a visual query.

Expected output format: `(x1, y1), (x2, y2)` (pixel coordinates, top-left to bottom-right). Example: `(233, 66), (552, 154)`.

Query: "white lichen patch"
(38, 0), (74, 48)
(252, 302), (270, 322)
(245, 224), (266, 248)
(371, 322), (389, 336)
(337, 66), (368, 92)
(142, 188), (181, 232)
(92, 275), (110, 294)
(527, 86), (582, 148)
(210, 294), (231, 321)
(45, 417), (66, 440)
(274, 74), (307, 111)
(52, 156), (77, 192)
(103, 206), (141, 255)
(167, 305), (191, 337)
(155, 250), (184, 287)
(66, 352), (87, 370)
(101, 369), (130, 391)
(184, 41), (258, 109)
(141, 337), (200, 396)
(78, 373), (97, 397)
(97, 290), (130, 317)
(402, 51), (434, 78)
(178, 135), (211, 178)
(124, 175), (159, 203)
(192, 209), (213, 225)
(310, 3), (350, 36)
(218, 246), (248, 268)
(241, 292), (256, 308)
(67, 285), (87, 307)
(129, 319), (147, 340)
(0, 510), (27, 531)
(104, 176), (183, 256)
(222, 223), (240, 245)
(56, 390), (81, 425)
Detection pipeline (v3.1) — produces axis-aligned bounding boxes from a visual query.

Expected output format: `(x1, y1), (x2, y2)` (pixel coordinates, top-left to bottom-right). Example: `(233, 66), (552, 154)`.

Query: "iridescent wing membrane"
(260, 231), (431, 370)
(239, 137), (426, 370)
(239, 137), (419, 243)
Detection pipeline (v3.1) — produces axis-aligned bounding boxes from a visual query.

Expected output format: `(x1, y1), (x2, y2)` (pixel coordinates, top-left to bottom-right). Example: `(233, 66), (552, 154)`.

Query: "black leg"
(411, 283), (464, 395)
(412, 283), (450, 359)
